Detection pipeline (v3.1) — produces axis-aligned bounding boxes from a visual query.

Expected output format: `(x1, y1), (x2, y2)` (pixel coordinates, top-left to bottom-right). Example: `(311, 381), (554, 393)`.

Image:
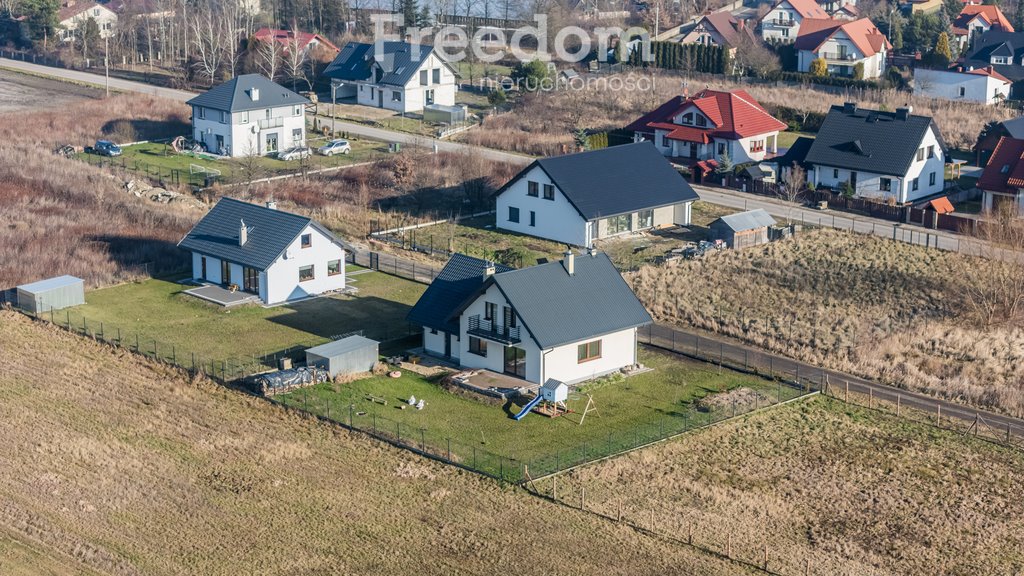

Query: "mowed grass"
(80, 136), (387, 184)
(0, 529), (105, 576)
(569, 396), (1024, 576)
(0, 311), (750, 575)
(400, 215), (569, 266)
(276, 347), (788, 476)
(68, 269), (425, 363)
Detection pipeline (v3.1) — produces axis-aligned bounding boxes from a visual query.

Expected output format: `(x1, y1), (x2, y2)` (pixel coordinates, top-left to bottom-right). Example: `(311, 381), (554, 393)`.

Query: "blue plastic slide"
(513, 395), (543, 421)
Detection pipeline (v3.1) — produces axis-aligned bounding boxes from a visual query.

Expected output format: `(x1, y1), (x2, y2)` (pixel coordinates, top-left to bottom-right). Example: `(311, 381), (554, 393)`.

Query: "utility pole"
(104, 35), (110, 97)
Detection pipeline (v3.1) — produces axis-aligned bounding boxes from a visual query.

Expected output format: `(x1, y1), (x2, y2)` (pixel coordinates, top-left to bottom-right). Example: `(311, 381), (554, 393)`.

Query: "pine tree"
(400, 0), (417, 32)
(934, 31), (952, 64)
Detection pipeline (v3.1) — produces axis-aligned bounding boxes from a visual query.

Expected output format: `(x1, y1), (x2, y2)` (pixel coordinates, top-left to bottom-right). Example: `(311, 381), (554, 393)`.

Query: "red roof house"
(976, 135), (1024, 214)
(795, 18), (891, 79)
(626, 88), (787, 166)
(252, 28), (340, 58)
(952, 5), (1014, 48)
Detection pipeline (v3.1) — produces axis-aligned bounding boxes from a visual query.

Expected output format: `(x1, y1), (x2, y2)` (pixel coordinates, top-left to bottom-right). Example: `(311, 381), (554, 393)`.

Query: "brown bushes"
(628, 229), (1024, 416)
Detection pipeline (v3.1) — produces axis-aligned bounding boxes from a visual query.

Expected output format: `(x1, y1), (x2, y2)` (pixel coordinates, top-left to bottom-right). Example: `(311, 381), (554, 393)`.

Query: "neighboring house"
(976, 136), (1024, 215)
(493, 142), (700, 247)
(816, 0), (852, 14)
(805, 102), (947, 203)
(626, 88), (788, 166)
(831, 4), (859, 19)
(952, 4), (1014, 51)
(708, 209), (777, 248)
(113, 0), (174, 19)
(975, 115), (1024, 165)
(901, 0), (943, 14)
(186, 74), (309, 157)
(178, 198), (348, 305)
(252, 27), (341, 59)
(407, 251), (653, 386)
(57, 0), (117, 41)
(960, 31), (1024, 95)
(795, 18), (890, 79)
(913, 65), (1011, 104)
(324, 41), (458, 113)
(678, 11), (756, 53)
(760, 0), (830, 43)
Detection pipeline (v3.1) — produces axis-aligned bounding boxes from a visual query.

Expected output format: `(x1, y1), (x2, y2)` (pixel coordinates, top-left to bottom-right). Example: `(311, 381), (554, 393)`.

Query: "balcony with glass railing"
(467, 315), (521, 345)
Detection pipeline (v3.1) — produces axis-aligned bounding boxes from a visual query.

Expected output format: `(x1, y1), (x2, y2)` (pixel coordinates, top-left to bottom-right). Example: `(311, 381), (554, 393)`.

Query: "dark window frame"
(327, 259), (342, 276)
(527, 181), (539, 197)
(299, 265), (314, 282)
(469, 336), (487, 357)
(543, 184), (555, 200)
(577, 340), (602, 363)
(301, 233), (312, 248)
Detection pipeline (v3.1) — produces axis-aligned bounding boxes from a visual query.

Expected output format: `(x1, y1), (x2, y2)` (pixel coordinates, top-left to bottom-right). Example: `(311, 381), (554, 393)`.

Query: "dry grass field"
(628, 229), (1024, 416)
(0, 92), (198, 289)
(0, 310), (751, 576)
(567, 396), (1024, 576)
(462, 70), (1013, 156)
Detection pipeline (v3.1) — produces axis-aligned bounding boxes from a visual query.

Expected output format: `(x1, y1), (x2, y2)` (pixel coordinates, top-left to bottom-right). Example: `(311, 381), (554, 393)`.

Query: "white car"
(318, 139), (352, 156)
(277, 146), (312, 161)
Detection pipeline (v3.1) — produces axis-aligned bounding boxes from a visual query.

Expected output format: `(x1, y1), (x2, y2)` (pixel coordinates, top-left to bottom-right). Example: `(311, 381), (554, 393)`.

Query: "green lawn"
(275, 347), (794, 479)
(399, 215), (568, 267)
(64, 269), (425, 370)
(778, 131), (814, 149)
(79, 136), (387, 185)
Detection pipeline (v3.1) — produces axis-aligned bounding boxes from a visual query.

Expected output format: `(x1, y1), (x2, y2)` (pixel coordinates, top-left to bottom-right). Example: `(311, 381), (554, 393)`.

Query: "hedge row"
(629, 41), (731, 74)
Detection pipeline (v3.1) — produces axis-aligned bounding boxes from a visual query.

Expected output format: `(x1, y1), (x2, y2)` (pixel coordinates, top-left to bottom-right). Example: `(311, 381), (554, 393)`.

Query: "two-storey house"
(795, 18), (890, 79)
(760, 0), (830, 43)
(186, 74), (309, 157)
(324, 41), (458, 113)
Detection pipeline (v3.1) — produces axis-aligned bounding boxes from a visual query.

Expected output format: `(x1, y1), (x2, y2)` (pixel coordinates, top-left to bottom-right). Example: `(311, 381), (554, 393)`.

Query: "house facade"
(627, 89), (788, 167)
(678, 11), (756, 53)
(913, 66), (1011, 104)
(976, 136), (1024, 215)
(58, 1), (117, 41)
(760, 0), (830, 43)
(795, 18), (890, 79)
(252, 28), (341, 60)
(952, 5), (1014, 51)
(960, 31), (1024, 96)
(408, 252), (652, 386)
(178, 198), (347, 305)
(325, 41), (457, 113)
(806, 103), (947, 203)
(493, 142), (699, 247)
(186, 74), (309, 157)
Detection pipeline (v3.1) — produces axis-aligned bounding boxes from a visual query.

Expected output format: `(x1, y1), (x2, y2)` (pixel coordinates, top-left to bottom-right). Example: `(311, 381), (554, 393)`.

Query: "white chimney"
(250, 87), (260, 101)
(563, 250), (575, 276)
(484, 261), (496, 276)
(265, 200), (277, 210)
(588, 246), (598, 257)
(239, 219), (248, 246)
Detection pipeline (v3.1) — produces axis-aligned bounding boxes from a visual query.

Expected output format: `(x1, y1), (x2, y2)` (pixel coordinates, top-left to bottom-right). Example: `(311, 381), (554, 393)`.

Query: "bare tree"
(957, 204), (1024, 327)
(256, 36), (283, 81)
(284, 23), (310, 91)
(780, 162), (806, 223)
(734, 32), (780, 78)
(189, 3), (225, 86)
(0, 0), (19, 17)
(221, 0), (249, 79)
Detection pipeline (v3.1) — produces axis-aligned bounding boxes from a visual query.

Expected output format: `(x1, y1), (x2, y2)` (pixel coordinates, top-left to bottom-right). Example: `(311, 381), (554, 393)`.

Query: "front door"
(215, 134), (224, 155)
(503, 346), (526, 379)
(265, 132), (279, 154)
(242, 267), (259, 294)
(200, 256), (207, 281)
(444, 333), (452, 358)
(850, 171), (858, 188)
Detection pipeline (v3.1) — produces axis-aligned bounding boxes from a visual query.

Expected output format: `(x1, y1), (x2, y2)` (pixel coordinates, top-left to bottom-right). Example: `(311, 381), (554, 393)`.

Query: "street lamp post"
(104, 35), (110, 97)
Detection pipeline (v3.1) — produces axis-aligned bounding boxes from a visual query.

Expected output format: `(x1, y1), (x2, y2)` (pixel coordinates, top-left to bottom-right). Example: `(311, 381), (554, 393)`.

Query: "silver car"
(277, 146), (312, 161)
(317, 139), (352, 156)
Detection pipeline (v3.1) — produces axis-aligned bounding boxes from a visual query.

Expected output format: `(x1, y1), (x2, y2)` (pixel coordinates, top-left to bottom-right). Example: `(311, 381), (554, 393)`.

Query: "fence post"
(327, 398), (331, 420)
(447, 437), (451, 461)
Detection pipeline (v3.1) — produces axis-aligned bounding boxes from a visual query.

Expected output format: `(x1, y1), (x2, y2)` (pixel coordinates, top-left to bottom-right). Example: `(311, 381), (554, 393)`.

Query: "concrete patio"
(183, 284), (261, 307)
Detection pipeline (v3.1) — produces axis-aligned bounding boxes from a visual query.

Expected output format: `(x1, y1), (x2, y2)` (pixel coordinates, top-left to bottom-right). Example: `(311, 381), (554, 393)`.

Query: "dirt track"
(0, 67), (103, 113)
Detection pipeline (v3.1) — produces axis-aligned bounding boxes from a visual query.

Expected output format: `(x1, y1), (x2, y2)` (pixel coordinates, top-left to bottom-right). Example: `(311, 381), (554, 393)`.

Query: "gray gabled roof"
(714, 209), (776, 232)
(177, 198), (342, 270)
(324, 41), (453, 87)
(489, 253), (652, 349)
(405, 254), (513, 334)
(305, 335), (379, 358)
(186, 74), (309, 113)
(805, 104), (946, 177)
(17, 275), (83, 293)
(495, 142), (699, 221)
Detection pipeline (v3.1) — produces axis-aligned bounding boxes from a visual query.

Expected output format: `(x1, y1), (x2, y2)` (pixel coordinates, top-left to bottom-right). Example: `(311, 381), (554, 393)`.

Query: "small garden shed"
(16, 275), (85, 314)
(423, 103), (467, 125)
(708, 209), (777, 249)
(304, 335), (379, 377)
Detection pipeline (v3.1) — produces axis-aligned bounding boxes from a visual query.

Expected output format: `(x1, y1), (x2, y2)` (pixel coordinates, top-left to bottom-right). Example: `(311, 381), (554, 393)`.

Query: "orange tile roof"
(795, 17), (891, 58)
(978, 136), (1024, 193)
(625, 89), (787, 141)
(967, 65), (1012, 83)
(953, 5), (1014, 35)
(776, 0), (829, 19)
(928, 197), (955, 214)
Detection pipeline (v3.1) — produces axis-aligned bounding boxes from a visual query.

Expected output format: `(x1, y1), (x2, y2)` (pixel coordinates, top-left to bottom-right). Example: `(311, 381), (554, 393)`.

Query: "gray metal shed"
(423, 103), (467, 125)
(16, 275), (85, 313)
(305, 335), (379, 377)
(708, 209), (777, 249)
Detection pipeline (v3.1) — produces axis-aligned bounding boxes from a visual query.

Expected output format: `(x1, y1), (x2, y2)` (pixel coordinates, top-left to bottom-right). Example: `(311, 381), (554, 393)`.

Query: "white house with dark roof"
(58, 0), (117, 41)
(805, 103), (947, 203)
(493, 142), (699, 247)
(324, 41), (457, 113)
(407, 251), (652, 385)
(186, 74), (309, 157)
(178, 198), (347, 305)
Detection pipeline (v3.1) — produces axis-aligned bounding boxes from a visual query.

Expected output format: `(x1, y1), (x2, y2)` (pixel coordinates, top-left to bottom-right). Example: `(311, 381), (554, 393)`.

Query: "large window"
(299, 265), (314, 282)
(327, 259), (342, 276)
(604, 214), (631, 235)
(880, 177), (891, 192)
(508, 206), (520, 223)
(543, 184), (555, 200)
(527, 181), (538, 197)
(485, 301), (497, 321)
(469, 336), (487, 357)
(637, 209), (654, 229)
(577, 340), (602, 363)
(392, 90), (402, 102)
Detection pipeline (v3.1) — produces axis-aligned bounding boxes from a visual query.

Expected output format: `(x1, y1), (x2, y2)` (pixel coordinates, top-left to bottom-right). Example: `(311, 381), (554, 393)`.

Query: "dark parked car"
(94, 140), (122, 157)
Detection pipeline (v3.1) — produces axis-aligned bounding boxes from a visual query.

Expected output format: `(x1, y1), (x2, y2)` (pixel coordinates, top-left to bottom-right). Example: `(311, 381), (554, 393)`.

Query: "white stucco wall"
(60, 6), (118, 40)
(347, 53), (457, 113)
(192, 103), (305, 158)
(458, 284), (543, 382)
(760, 3), (804, 43)
(797, 31), (886, 79)
(495, 165), (589, 246)
(263, 224), (346, 304)
(913, 68), (1010, 104)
